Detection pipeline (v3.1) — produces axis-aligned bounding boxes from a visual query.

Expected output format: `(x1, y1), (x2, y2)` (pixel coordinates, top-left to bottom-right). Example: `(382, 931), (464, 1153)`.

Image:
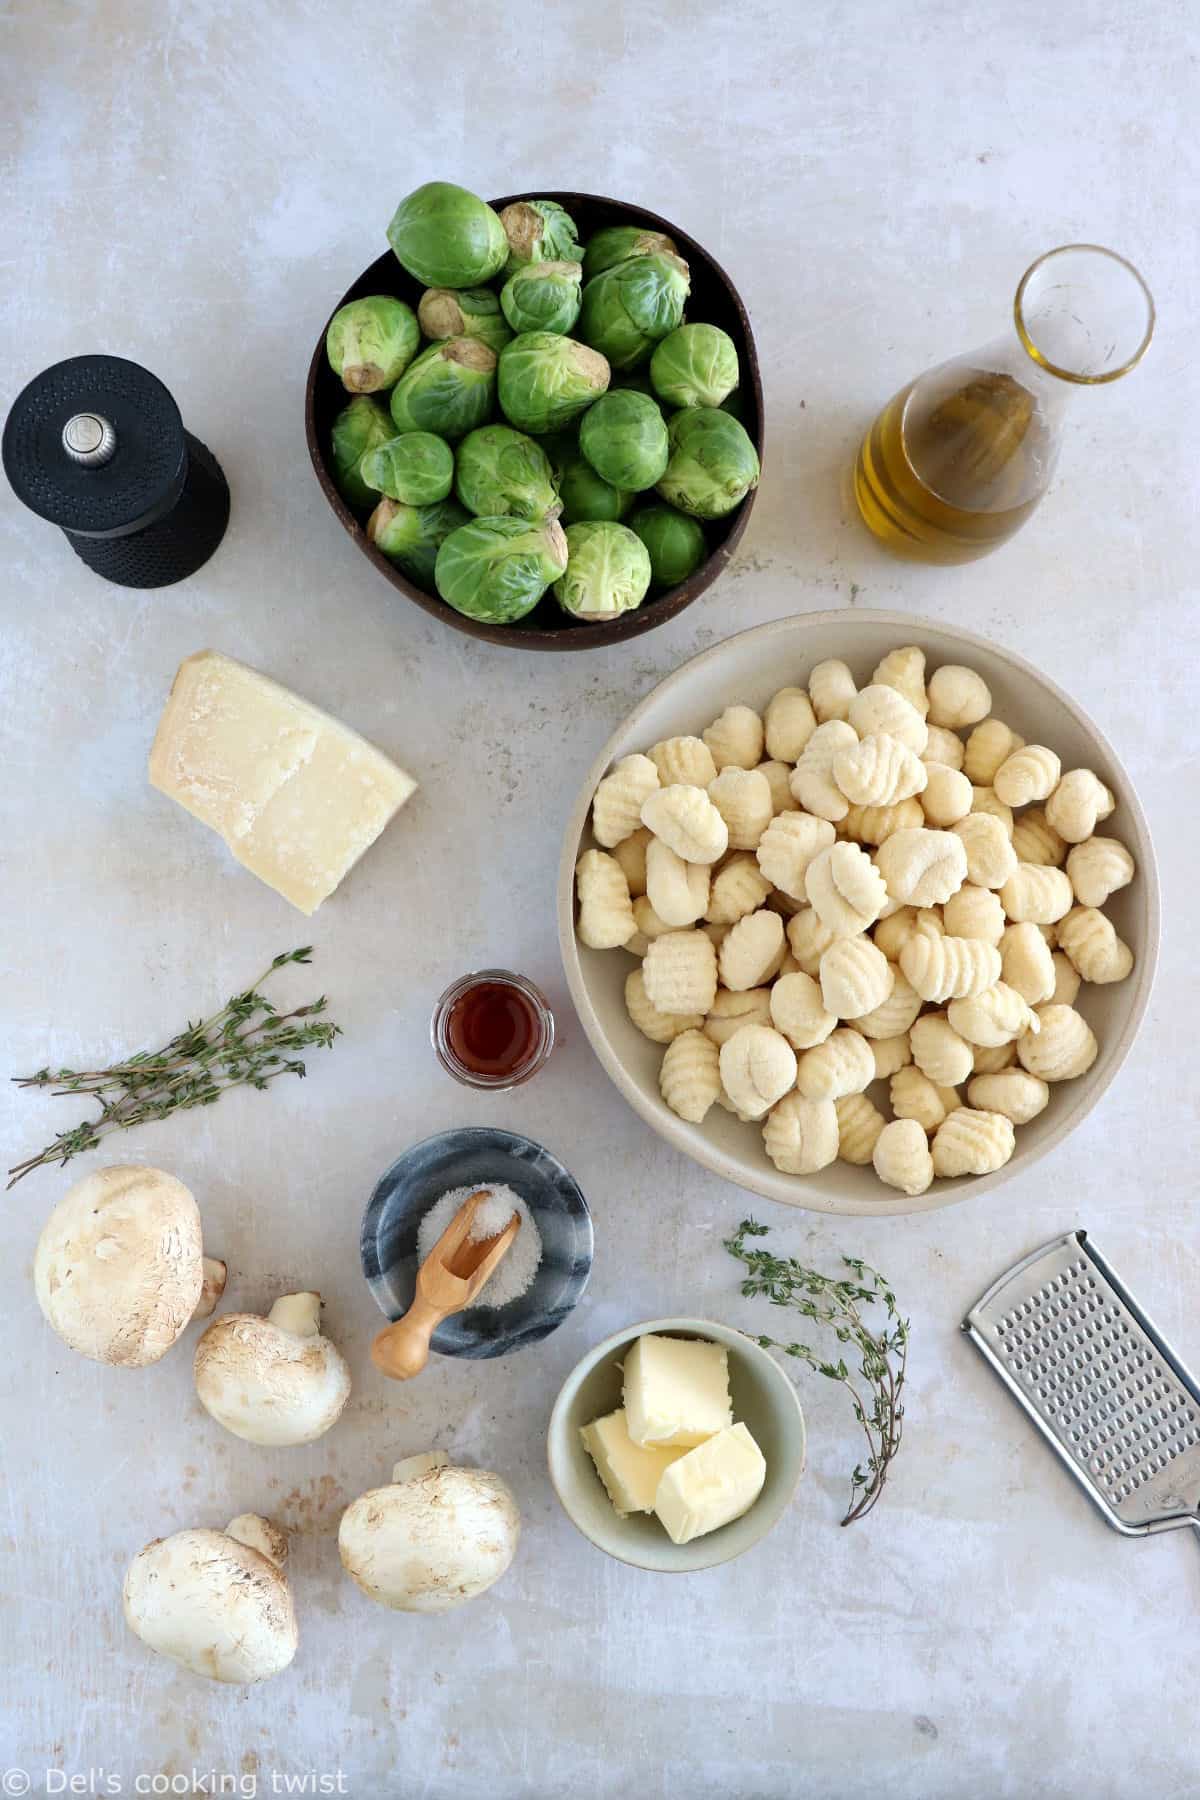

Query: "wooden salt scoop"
(371, 1189), (520, 1382)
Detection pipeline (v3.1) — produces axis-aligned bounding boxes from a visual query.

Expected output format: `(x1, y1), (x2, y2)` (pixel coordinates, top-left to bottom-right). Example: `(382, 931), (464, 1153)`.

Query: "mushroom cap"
(193, 1307), (352, 1447)
(122, 1519), (298, 1684)
(338, 1456), (520, 1614)
(35, 1165), (204, 1366)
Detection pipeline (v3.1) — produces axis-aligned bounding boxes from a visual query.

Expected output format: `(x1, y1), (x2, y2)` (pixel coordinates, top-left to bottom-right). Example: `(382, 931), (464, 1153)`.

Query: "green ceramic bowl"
(547, 1316), (806, 1572)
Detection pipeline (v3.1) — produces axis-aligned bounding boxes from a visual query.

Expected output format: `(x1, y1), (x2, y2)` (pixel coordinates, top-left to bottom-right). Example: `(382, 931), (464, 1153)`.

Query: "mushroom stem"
(225, 1514), (289, 1570)
(392, 1451), (449, 1485)
(192, 1257), (227, 1321)
(266, 1291), (322, 1338)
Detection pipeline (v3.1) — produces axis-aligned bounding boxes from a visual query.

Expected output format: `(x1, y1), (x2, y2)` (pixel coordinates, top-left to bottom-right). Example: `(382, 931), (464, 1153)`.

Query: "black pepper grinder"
(2, 354), (230, 588)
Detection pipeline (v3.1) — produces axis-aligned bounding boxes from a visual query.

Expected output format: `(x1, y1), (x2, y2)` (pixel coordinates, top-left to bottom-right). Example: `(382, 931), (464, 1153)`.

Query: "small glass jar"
(431, 969), (556, 1090)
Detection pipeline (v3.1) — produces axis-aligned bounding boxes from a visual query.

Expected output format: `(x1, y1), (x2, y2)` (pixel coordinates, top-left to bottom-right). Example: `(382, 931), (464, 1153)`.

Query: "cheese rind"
(579, 1409), (688, 1516)
(653, 1421), (767, 1545)
(149, 650), (416, 913)
(622, 1333), (733, 1448)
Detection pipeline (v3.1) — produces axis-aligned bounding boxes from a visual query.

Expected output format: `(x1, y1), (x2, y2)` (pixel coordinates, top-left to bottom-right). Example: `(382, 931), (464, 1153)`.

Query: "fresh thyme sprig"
(8, 949), (341, 1188)
(725, 1218), (908, 1526)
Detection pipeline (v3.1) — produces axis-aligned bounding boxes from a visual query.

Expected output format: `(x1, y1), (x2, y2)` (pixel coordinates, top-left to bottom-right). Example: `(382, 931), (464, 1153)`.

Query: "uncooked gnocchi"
(790, 721), (858, 822)
(659, 1029), (722, 1124)
(756, 811), (836, 900)
(649, 735), (717, 789)
(641, 784), (728, 865)
(764, 687), (817, 761)
(645, 838), (709, 927)
(763, 1093), (839, 1174)
(719, 1024), (798, 1119)
(805, 841), (889, 936)
(834, 733), (928, 808)
(819, 936), (893, 1020)
(592, 754), (660, 848)
(703, 704), (764, 772)
(872, 646), (928, 717)
(719, 909), (786, 991)
(707, 766), (774, 851)
(873, 1118), (935, 1195)
(577, 850), (636, 949)
(643, 930), (718, 1015)
(1045, 768), (1115, 843)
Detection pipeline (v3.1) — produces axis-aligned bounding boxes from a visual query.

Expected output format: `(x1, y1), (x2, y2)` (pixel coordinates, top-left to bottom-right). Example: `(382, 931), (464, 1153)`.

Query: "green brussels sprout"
(499, 200), (583, 274)
(326, 296), (420, 393)
(388, 338), (496, 441)
(558, 456), (630, 524)
(628, 503), (708, 586)
(360, 432), (454, 506)
(657, 406), (760, 518)
(497, 332), (610, 433)
(387, 181), (507, 287)
(500, 260), (582, 336)
(554, 521), (652, 622)
(435, 515), (569, 623)
(577, 253), (691, 370)
(329, 396), (395, 509)
(455, 425), (560, 520)
(418, 286), (513, 354)
(581, 226), (680, 282)
(650, 323), (740, 410)
(367, 495), (470, 587)
(579, 390), (669, 493)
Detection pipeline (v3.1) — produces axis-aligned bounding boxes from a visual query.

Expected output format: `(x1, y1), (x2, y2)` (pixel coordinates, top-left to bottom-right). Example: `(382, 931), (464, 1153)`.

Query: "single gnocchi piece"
(718, 909), (786, 991)
(873, 1117), (935, 1196)
(872, 906), (923, 961)
(969, 786), (1014, 836)
(834, 732), (928, 807)
(992, 744), (1061, 809)
(764, 686), (817, 761)
(967, 1068), (1050, 1125)
(923, 725), (966, 771)
(834, 1092), (887, 1165)
(612, 826), (652, 897)
(576, 849), (636, 949)
(848, 683), (928, 755)
(999, 922), (1057, 1005)
(703, 987), (773, 1045)
(805, 842), (889, 936)
(947, 983), (1040, 1048)
(808, 658), (857, 723)
(999, 863), (1074, 925)
(624, 967), (704, 1044)
(909, 1011), (974, 1088)
(648, 735), (717, 789)
(1017, 1004), (1097, 1082)
(756, 811), (836, 900)
(874, 828), (968, 907)
(719, 1024), (798, 1120)
(763, 1093), (839, 1175)
(707, 767), (774, 851)
(964, 718), (1024, 786)
(645, 838), (710, 927)
(942, 884), (1006, 944)
(927, 664), (991, 730)
(900, 928), (1001, 1003)
(659, 1029), (721, 1124)
(819, 936), (893, 1020)
(592, 754), (660, 847)
(1057, 907), (1135, 984)
(971, 1040), (1018, 1074)
(920, 763), (973, 827)
(785, 907), (836, 977)
(852, 967), (922, 1039)
(890, 1066), (960, 1132)
(755, 759), (795, 815)
(641, 784), (728, 865)
(837, 797), (924, 845)
(769, 972), (837, 1051)
(931, 1108), (1015, 1177)
(1011, 806), (1067, 867)
(871, 645), (929, 717)
(1044, 768), (1115, 843)
(643, 930), (718, 1015)
(871, 1034), (913, 1080)
(703, 704), (764, 772)
(1066, 836), (1135, 908)
(951, 813), (1018, 889)
(790, 720), (859, 822)
(706, 853), (772, 925)
(795, 1027), (874, 1101)
(1048, 950), (1081, 1007)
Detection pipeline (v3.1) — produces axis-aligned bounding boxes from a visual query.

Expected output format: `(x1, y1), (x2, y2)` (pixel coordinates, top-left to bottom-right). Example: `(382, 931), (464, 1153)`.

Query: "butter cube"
(653, 1422), (767, 1545)
(623, 1333), (733, 1448)
(579, 1409), (688, 1517)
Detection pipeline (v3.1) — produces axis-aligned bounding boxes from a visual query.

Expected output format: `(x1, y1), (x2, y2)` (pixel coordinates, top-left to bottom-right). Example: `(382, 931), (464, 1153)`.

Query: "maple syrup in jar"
(432, 970), (555, 1090)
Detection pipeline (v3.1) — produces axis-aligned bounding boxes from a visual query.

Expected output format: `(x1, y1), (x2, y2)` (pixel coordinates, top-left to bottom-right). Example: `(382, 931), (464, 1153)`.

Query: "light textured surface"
(1, 2), (1197, 1796)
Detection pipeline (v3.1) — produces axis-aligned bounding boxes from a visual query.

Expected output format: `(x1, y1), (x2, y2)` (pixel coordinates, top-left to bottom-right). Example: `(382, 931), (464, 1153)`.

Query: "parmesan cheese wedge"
(149, 650), (416, 913)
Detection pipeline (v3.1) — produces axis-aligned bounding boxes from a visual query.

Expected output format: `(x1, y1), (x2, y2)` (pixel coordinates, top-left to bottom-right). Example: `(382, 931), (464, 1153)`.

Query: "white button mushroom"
(338, 1451), (520, 1614)
(34, 1165), (226, 1367)
(193, 1292), (351, 1446)
(122, 1513), (297, 1684)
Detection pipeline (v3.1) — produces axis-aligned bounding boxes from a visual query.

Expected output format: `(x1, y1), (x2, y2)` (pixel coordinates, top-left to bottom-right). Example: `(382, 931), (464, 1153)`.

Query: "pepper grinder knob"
(62, 412), (117, 468)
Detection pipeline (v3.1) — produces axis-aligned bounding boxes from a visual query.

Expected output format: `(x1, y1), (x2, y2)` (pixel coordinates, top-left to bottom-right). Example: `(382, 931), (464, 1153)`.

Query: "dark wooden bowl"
(304, 192), (763, 652)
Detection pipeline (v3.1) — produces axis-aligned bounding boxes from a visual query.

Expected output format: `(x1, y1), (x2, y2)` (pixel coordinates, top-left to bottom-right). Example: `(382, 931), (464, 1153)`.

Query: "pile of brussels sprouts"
(325, 180), (759, 629)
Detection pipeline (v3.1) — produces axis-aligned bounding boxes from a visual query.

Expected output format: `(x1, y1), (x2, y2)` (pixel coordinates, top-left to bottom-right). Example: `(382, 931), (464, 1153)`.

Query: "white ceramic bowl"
(557, 610), (1159, 1217)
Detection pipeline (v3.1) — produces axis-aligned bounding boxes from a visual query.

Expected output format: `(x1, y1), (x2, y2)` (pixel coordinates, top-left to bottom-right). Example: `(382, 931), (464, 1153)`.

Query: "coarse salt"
(415, 1182), (542, 1309)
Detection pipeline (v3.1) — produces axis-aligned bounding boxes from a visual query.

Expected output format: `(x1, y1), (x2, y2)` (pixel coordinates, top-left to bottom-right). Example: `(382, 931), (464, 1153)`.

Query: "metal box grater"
(964, 1230), (1200, 1537)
